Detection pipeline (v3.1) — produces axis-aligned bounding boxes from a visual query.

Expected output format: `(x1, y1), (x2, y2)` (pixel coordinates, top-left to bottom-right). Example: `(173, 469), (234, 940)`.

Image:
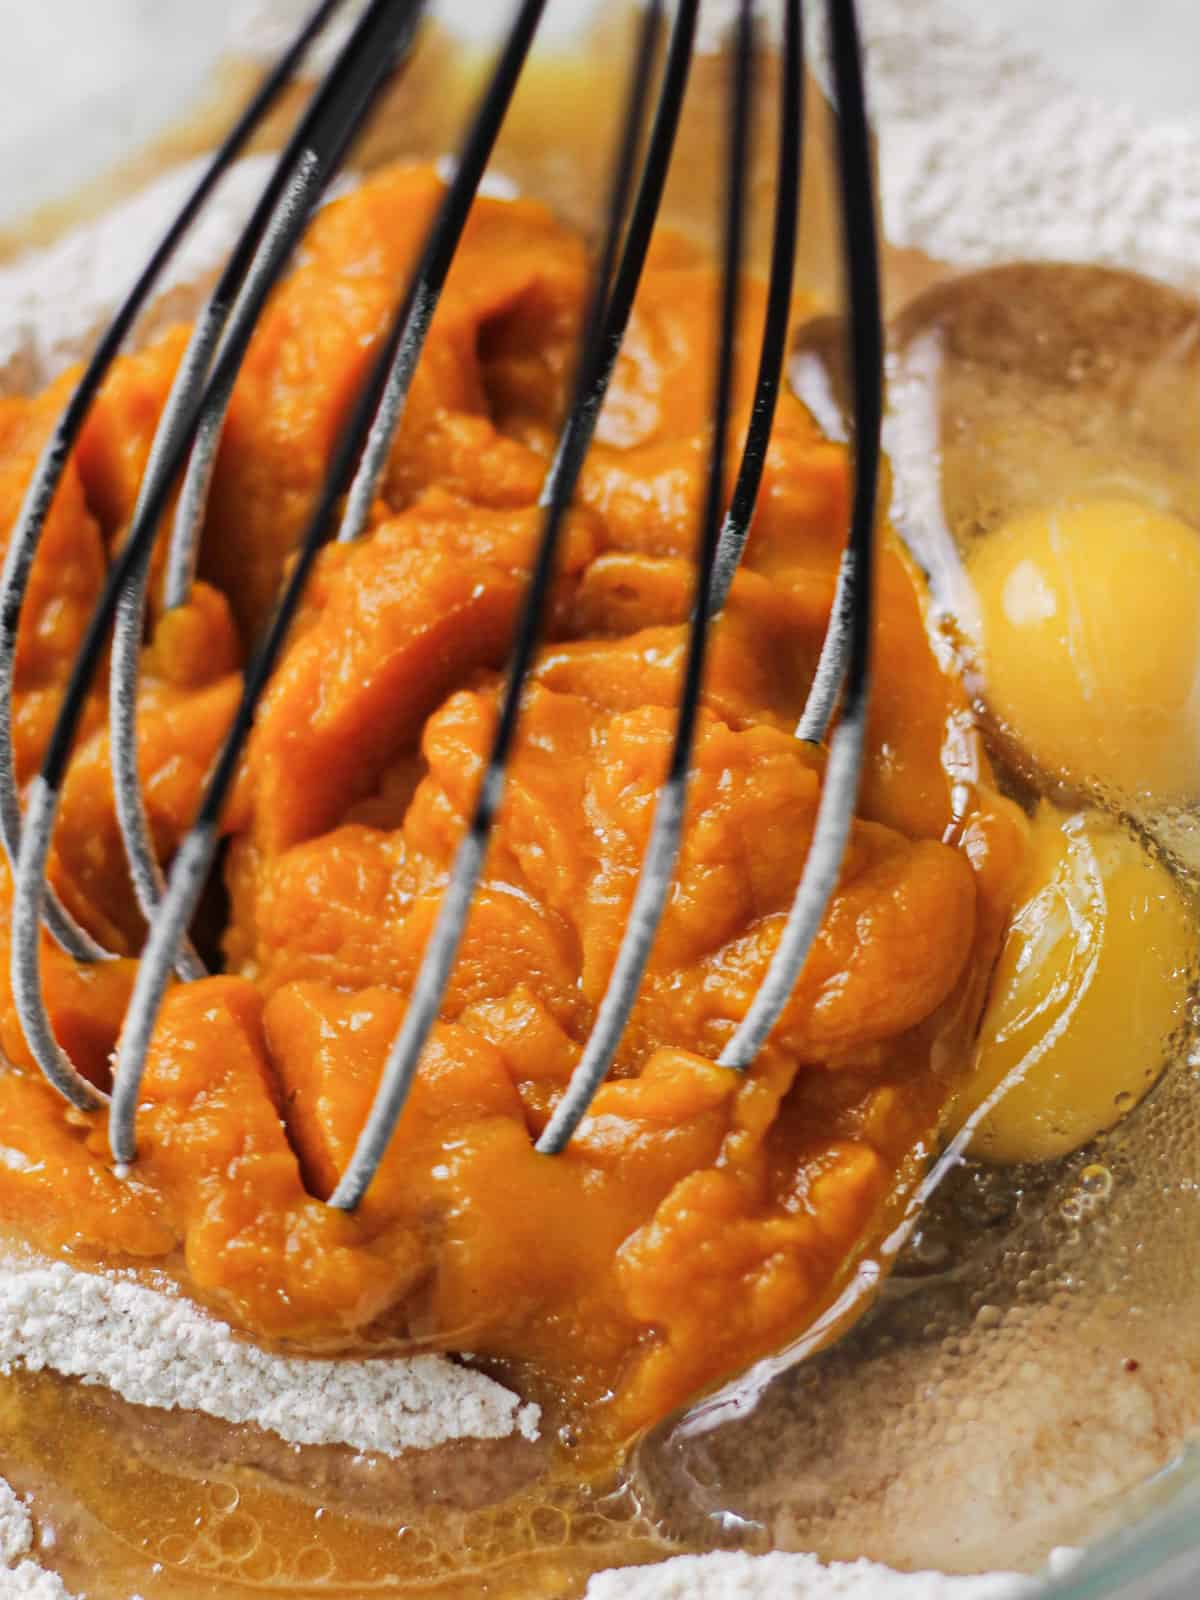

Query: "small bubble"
(157, 1533), (192, 1567)
(909, 1226), (951, 1270)
(576, 1514), (617, 1546)
(189, 1534), (222, 1573)
(1066, 344), (1097, 382)
(1080, 1163), (1113, 1199)
(216, 1514), (261, 1563)
(407, 1534), (438, 1567)
(975, 1304), (1003, 1330)
(240, 1544), (282, 1584)
(293, 1545), (337, 1583)
(486, 1509), (520, 1542)
(530, 1506), (570, 1548)
(1115, 1091), (1135, 1112)
(208, 1481), (240, 1515)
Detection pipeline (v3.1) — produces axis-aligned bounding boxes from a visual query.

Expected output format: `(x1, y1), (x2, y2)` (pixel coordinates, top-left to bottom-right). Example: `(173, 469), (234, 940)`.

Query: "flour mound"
(0, 1477), (79, 1599)
(585, 1552), (1040, 1600)
(862, 0), (1200, 288)
(0, 1254), (539, 1454)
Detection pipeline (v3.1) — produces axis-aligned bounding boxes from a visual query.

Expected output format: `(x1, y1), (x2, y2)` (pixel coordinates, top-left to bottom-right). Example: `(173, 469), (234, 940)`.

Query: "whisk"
(2, 0), (881, 1213)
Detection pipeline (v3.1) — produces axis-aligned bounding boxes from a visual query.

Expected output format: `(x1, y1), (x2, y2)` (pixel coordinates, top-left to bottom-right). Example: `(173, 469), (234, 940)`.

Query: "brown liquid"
(0, 1158), (948, 1595)
(0, 1244), (922, 1597)
(0, 1363), (676, 1597)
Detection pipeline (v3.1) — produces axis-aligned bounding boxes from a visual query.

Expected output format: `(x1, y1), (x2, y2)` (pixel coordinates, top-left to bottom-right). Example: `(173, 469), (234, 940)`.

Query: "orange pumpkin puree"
(0, 163), (1027, 1435)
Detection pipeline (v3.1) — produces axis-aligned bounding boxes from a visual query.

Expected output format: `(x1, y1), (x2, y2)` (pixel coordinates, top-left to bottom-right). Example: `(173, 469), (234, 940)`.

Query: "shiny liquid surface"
(0, 1363), (667, 1596)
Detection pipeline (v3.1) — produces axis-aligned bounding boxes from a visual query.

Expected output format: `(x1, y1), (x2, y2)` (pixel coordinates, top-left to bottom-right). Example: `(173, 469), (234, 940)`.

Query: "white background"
(0, 0), (1196, 225)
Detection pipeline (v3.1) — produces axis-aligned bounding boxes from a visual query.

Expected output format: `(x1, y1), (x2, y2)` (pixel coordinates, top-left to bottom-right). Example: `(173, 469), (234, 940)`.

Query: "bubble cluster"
(133, 1462), (662, 1592)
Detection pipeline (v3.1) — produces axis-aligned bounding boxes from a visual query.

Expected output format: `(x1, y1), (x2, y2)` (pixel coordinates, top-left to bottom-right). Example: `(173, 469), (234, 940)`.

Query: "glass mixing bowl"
(1, 4), (1199, 1597)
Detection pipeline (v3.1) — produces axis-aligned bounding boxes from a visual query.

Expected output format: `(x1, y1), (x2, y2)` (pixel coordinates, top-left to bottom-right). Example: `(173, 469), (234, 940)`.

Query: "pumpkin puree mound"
(0, 165), (1026, 1432)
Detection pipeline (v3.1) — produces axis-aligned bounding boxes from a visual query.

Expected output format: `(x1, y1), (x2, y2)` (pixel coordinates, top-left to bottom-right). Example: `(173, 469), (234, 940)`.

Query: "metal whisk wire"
(9, 0), (429, 1115)
(0, 0), (356, 984)
(6, 0), (882, 1208)
(535, 0), (755, 1159)
(719, 0), (881, 1070)
(327, 0), (681, 1207)
(108, 0), (556, 1168)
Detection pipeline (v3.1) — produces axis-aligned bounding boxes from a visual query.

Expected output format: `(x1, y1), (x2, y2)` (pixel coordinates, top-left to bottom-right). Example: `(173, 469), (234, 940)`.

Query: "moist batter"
(0, 162), (1026, 1438)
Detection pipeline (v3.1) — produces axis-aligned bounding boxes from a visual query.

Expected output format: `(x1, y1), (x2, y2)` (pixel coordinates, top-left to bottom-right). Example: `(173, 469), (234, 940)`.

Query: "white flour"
(0, 1477), (72, 1599)
(861, 0), (1200, 289)
(0, 1), (1197, 1596)
(0, 153), (284, 393)
(0, 1254), (538, 1454)
(584, 1552), (1050, 1600)
(0, 1481), (33, 1568)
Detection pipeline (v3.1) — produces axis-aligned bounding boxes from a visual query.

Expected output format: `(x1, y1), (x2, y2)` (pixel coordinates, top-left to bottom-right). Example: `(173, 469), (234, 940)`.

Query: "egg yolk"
(964, 497), (1200, 803)
(953, 801), (1195, 1164)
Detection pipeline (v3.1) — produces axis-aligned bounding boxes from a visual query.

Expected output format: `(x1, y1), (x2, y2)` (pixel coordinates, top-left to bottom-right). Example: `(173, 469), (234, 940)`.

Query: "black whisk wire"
(332, 0), (559, 546)
(107, 0), (552, 1166)
(328, 0), (682, 1211)
(718, 0), (883, 1070)
(708, 0), (805, 618)
(0, 0), (355, 973)
(11, 0), (428, 1114)
(108, 148), (333, 988)
(4, 0), (884, 1202)
(106, 0), (431, 971)
(536, 0), (757, 1156)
